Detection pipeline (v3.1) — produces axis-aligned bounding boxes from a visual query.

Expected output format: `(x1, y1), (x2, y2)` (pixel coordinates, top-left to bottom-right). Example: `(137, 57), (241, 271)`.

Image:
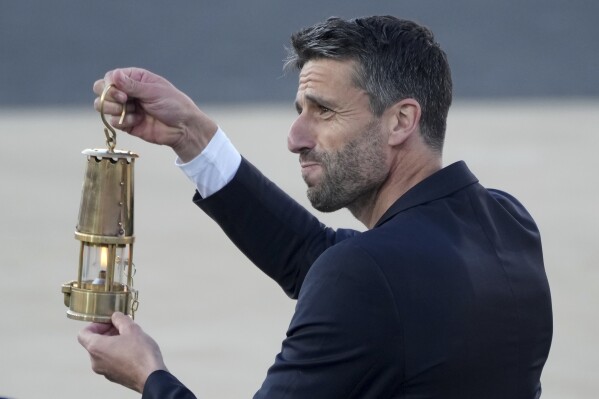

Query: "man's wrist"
(172, 110), (219, 163)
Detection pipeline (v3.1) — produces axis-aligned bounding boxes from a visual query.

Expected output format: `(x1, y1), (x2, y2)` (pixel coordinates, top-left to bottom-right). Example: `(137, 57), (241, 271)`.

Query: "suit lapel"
(374, 161), (479, 228)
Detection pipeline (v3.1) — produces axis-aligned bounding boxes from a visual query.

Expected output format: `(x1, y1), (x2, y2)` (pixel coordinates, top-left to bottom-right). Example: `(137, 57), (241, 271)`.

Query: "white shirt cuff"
(175, 127), (242, 198)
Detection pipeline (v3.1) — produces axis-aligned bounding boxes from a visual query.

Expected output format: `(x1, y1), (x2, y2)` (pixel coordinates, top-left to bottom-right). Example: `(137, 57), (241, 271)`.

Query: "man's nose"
(288, 115), (315, 154)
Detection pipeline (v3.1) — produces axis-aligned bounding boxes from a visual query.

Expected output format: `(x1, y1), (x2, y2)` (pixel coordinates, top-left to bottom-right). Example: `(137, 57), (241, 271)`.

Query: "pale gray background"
(0, 1), (597, 398)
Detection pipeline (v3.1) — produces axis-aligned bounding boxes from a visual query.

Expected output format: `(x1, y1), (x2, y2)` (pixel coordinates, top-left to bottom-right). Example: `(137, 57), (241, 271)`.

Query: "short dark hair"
(286, 16), (452, 152)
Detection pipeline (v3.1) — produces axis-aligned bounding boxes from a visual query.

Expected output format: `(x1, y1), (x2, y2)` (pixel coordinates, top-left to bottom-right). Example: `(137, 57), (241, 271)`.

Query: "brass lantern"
(61, 85), (139, 322)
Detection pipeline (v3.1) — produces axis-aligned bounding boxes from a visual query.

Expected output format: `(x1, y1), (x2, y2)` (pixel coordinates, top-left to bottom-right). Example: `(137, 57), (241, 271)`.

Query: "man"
(79, 16), (553, 398)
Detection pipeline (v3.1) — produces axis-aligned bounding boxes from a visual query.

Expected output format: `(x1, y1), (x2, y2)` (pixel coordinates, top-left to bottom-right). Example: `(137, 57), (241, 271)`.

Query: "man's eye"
(319, 106), (332, 114)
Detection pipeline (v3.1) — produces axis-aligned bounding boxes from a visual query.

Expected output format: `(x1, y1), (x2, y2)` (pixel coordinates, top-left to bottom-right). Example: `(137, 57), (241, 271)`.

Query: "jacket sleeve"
(141, 160), (374, 399)
(141, 243), (403, 399)
(254, 242), (402, 398)
(142, 370), (196, 399)
(194, 158), (359, 298)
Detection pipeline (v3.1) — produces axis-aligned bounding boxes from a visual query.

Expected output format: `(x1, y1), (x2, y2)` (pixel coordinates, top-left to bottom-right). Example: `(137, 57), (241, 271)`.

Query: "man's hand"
(93, 67), (218, 162)
(78, 312), (167, 393)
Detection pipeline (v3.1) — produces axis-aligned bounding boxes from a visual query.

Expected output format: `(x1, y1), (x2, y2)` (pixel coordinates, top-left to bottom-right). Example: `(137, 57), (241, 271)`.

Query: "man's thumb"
(111, 311), (135, 333)
(112, 69), (145, 99)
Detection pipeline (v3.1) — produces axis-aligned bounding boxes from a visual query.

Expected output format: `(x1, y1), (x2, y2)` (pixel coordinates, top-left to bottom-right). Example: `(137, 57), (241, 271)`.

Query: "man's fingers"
(112, 69), (147, 100)
(111, 312), (137, 334)
(83, 321), (114, 335)
(78, 320), (120, 349)
(93, 97), (135, 115)
(93, 77), (128, 103)
(78, 325), (100, 349)
(92, 79), (105, 96)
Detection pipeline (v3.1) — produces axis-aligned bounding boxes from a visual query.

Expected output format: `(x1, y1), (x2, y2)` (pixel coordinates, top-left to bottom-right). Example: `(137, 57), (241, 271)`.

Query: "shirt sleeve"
(175, 127), (242, 198)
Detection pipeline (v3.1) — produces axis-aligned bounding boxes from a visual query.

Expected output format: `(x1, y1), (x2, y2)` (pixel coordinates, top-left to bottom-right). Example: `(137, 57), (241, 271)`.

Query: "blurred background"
(1, 1), (597, 398)
(2, 0), (599, 105)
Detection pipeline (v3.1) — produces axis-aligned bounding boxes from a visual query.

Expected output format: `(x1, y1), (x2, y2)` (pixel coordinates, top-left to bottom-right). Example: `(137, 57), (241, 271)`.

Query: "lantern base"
(62, 281), (138, 323)
(66, 309), (113, 323)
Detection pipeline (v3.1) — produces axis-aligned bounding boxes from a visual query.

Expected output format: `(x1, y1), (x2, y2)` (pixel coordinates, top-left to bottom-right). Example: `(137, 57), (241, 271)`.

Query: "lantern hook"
(99, 83), (127, 152)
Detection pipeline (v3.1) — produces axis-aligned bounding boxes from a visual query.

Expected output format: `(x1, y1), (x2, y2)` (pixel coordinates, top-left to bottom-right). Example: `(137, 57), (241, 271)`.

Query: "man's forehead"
(297, 58), (358, 89)
(294, 58), (370, 113)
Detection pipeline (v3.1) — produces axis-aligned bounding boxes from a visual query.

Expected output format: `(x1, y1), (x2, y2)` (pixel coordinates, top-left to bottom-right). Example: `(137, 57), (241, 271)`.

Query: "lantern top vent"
(82, 148), (139, 160)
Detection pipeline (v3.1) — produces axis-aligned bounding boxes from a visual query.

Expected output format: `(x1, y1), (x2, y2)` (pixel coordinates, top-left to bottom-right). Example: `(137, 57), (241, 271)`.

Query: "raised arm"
(94, 67), (217, 162)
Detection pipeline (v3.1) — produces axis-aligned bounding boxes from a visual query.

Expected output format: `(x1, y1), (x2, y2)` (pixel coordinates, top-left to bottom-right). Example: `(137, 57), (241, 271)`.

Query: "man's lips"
(299, 160), (322, 186)
(299, 153), (323, 182)
(299, 152), (321, 167)
(300, 161), (319, 169)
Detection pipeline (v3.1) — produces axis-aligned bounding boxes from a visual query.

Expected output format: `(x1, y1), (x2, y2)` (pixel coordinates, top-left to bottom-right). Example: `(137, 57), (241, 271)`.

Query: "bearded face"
(301, 119), (388, 212)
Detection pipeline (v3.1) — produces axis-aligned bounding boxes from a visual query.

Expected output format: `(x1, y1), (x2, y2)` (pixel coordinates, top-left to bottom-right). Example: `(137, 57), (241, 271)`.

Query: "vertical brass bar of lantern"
(62, 85), (140, 322)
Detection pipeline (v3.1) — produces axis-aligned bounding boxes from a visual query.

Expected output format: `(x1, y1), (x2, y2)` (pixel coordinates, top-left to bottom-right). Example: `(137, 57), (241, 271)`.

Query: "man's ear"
(384, 98), (421, 146)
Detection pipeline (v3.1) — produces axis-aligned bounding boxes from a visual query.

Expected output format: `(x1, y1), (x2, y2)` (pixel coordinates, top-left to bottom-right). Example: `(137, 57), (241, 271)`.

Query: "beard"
(302, 119), (388, 213)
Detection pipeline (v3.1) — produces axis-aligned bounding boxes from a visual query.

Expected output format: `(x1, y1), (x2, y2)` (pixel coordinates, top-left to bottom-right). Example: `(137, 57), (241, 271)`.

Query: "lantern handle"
(99, 83), (127, 152)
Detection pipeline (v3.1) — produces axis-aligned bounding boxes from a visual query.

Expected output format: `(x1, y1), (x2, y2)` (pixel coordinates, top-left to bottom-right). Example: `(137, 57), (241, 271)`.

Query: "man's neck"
(349, 147), (442, 229)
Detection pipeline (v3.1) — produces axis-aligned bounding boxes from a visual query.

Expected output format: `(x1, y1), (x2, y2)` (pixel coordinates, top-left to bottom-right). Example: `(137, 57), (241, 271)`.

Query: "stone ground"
(0, 101), (596, 398)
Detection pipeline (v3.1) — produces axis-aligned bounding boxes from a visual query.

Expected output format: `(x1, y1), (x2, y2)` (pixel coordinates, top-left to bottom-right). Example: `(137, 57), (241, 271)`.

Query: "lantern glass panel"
(81, 244), (128, 291)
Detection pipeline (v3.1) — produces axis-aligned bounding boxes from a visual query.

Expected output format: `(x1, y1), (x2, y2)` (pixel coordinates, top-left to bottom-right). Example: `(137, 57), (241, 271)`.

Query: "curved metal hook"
(99, 83), (126, 151)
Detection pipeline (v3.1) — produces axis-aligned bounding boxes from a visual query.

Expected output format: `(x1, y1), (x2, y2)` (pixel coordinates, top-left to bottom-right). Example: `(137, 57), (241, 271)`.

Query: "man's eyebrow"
(307, 94), (336, 109)
(295, 94), (335, 113)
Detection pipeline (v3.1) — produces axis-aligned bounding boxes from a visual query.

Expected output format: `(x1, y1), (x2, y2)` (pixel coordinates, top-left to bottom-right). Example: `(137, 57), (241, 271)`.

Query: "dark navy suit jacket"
(142, 159), (552, 399)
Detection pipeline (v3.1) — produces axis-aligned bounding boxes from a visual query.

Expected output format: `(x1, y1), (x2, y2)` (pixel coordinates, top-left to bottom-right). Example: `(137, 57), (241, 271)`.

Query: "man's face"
(288, 59), (389, 212)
